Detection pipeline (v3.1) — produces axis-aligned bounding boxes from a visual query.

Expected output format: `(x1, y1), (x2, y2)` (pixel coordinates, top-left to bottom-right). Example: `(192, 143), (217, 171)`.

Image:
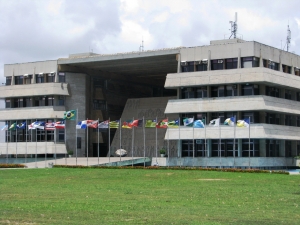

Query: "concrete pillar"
(259, 48), (264, 68)
(237, 112), (242, 121)
(207, 86), (211, 98)
(291, 58), (295, 75)
(279, 52), (283, 72)
(259, 139), (266, 157)
(238, 139), (242, 157)
(32, 68), (36, 84)
(207, 139), (212, 157)
(177, 54), (181, 73)
(177, 87), (181, 100)
(11, 70), (15, 86)
(238, 48), (241, 68)
(207, 50), (211, 71)
(177, 140), (182, 157)
(280, 140), (285, 157)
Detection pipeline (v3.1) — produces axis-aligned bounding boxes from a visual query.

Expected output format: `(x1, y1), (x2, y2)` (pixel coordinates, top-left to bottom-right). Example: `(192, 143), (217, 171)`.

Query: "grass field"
(0, 168), (299, 225)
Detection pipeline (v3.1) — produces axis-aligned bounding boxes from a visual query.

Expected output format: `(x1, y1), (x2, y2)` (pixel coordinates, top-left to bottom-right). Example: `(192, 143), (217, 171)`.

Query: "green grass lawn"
(0, 168), (299, 225)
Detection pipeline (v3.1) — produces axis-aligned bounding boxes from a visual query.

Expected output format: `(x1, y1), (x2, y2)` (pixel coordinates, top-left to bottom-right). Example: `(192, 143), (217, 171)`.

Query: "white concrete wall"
(0, 142), (66, 154)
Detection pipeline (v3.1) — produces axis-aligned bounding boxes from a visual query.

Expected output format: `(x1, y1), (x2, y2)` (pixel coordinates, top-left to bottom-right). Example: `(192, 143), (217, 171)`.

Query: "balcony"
(0, 82), (69, 98)
(0, 106), (66, 120)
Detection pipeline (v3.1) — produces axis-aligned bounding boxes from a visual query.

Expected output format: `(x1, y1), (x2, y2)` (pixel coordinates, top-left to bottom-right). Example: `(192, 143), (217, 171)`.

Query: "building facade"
(1, 38), (300, 168)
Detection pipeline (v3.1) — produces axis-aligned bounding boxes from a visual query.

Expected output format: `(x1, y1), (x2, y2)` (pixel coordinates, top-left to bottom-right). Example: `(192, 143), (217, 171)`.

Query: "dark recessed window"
(241, 57), (259, 68)
(58, 73), (65, 83)
(225, 58), (238, 69)
(181, 62), (195, 72)
(15, 76), (23, 85)
(211, 59), (224, 70)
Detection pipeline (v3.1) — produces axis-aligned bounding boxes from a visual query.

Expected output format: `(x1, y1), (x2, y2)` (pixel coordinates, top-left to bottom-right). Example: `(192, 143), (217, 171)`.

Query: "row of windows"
(182, 139), (297, 157)
(181, 112), (300, 127)
(181, 56), (299, 75)
(181, 84), (300, 101)
(5, 96), (65, 108)
(5, 73), (65, 85)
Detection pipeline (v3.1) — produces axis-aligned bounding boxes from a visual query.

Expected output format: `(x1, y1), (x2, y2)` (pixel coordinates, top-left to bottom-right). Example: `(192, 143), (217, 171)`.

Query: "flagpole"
(45, 126), (47, 168)
(167, 118), (170, 168)
(248, 116), (251, 169)
(143, 117), (145, 167)
(205, 117), (207, 168)
(179, 117), (181, 167)
(6, 126), (8, 164)
(16, 121), (18, 160)
(108, 118), (111, 164)
(192, 117), (195, 166)
(219, 116), (221, 169)
(25, 120), (27, 164)
(76, 108), (78, 166)
(35, 128), (37, 168)
(86, 125), (89, 166)
(55, 128), (57, 165)
(119, 118), (122, 163)
(233, 115), (236, 168)
(155, 116), (158, 165)
(65, 120), (67, 166)
(131, 117), (134, 167)
(97, 119), (100, 166)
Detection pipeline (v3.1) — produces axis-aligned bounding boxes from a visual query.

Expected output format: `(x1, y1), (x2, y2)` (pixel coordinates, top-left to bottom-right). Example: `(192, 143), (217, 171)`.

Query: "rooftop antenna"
(286, 25), (291, 52)
(139, 37), (144, 52)
(229, 12), (238, 39)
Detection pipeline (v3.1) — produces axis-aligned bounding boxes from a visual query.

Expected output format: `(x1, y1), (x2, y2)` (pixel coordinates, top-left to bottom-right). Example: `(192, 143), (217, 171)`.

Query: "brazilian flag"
(63, 110), (76, 120)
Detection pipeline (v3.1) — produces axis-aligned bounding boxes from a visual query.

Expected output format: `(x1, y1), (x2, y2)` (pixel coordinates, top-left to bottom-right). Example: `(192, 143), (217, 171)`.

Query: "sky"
(0, 0), (300, 84)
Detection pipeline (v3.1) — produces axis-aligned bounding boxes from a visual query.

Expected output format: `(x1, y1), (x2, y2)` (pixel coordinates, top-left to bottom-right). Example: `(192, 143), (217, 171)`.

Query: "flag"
(87, 120), (98, 129)
(63, 110), (76, 120)
(1, 125), (8, 131)
(109, 120), (119, 129)
(122, 120), (132, 129)
(32, 121), (45, 129)
(16, 122), (26, 129)
(28, 123), (35, 130)
(45, 122), (56, 130)
(183, 118), (194, 127)
(193, 120), (205, 128)
(130, 119), (142, 128)
(9, 123), (16, 130)
(168, 120), (179, 128)
(98, 120), (109, 129)
(209, 118), (220, 126)
(76, 120), (87, 129)
(55, 121), (65, 129)
(145, 119), (156, 128)
(224, 117), (235, 126)
(156, 119), (168, 128)
(237, 119), (250, 127)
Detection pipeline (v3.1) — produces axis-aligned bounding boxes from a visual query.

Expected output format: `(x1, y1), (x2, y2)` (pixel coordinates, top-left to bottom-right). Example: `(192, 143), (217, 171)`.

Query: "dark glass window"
(93, 99), (106, 110)
(47, 96), (54, 106)
(34, 97), (45, 106)
(58, 96), (65, 106)
(266, 140), (280, 157)
(196, 87), (207, 98)
(297, 116), (300, 127)
(47, 74), (55, 82)
(181, 62), (195, 72)
(182, 87), (195, 99)
(285, 115), (293, 126)
(25, 98), (32, 107)
(195, 60), (208, 71)
(77, 137), (81, 149)
(15, 76), (23, 85)
(36, 74), (44, 83)
(284, 90), (292, 100)
(282, 64), (291, 74)
(295, 68), (300, 76)
(263, 60), (279, 71)
(265, 113), (280, 125)
(241, 57), (259, 68)
(266, 86), (279, 98)
(58, 73), (65, 82)
(225, 58), (238, 69)
(13, 98), (24, 108)
(6, 76), (12, 85)
(58, 129), (65, 142)
(211, 59), (224, 70)
(242, 139), (259, 157)
(285, 141), (292, 157)
(242, 84), (259, 96)
(5, 99), (11, 108)
(24, 75), (32, 84)
(212, 85), (236, 97)
(242, 112), (258, 123)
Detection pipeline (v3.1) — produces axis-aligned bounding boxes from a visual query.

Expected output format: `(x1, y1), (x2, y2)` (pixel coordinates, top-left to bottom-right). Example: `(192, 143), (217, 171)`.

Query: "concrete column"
(237, 84), (242, 96)
(11, 71), (15, 86)
(279, 52), (283, 72)
(207, 50), (211, 71)
(238, 139), (242, 157)
(177, 54), (181, 73)
(207, 86), (211, 98)
(259, 48), (263, 67)
(291, 58), (295, 75)
(207, 139), (212, 157)
(238, 48), (241, 68)
(259, 139), (266, 157)
(280, 140), (285, 157)
(32, 68), (36, 84)
(237, 111), (242, 120)
(177, 87), (181, 99)
(177, 140), (181, 157)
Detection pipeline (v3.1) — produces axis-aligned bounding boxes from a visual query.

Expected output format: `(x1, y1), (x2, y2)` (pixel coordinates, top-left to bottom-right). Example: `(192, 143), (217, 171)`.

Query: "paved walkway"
(24, 157), (146, 168)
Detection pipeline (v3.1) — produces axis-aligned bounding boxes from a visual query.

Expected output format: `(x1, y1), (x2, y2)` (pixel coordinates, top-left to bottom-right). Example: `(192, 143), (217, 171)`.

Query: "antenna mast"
(286, 25), (291, 52)
(139, 37), (144, 52)
(229, 12), (238, 39)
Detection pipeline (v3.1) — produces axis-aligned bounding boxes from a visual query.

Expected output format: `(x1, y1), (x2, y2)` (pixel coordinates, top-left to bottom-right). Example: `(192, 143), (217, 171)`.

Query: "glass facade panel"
(211, 59), (224, 70)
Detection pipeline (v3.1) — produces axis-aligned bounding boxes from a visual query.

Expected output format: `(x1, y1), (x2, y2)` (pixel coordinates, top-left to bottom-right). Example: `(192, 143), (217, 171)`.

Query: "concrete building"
(1, 38), (300, 168)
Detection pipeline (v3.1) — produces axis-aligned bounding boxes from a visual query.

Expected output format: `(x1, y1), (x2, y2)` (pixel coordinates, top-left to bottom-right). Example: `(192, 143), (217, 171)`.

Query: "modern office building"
(1, 38), (300, 168)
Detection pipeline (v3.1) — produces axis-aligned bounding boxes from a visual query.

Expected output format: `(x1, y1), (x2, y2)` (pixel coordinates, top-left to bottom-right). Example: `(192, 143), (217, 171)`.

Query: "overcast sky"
(1, 0), (300, 84)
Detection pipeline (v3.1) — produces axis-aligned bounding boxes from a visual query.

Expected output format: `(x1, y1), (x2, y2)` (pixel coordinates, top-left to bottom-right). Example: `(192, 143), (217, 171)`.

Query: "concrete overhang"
(165, 95), (300, 115)
(58, 48), (181, 82)
(0, 106), (65, 120)
(0, 83), (69, 98)
(165, 124), (300, 141)
(165, 67), (300, 90)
